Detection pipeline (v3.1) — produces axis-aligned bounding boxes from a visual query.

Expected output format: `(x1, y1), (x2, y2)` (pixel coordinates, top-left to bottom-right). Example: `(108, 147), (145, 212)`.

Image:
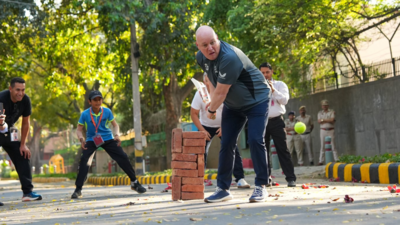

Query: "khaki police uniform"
(285, 118), (303, 165)
(296, 114), (313, 163)
(317, 109), (338, 163)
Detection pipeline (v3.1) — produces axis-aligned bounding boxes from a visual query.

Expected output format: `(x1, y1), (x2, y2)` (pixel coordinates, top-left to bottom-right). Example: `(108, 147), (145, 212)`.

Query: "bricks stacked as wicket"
(171, 128), (206, 201)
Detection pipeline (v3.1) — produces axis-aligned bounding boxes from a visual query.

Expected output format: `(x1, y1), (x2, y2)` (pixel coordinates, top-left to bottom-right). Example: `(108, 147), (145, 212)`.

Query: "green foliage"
(338, 153), (400, 164)
(204, 0), (400, 96)
(33, 172), (77, 179)
(10, 170), (19, 179)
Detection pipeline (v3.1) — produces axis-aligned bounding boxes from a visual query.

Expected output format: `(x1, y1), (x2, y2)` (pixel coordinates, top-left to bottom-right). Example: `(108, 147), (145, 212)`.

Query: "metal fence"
(313, 57), (400, 93)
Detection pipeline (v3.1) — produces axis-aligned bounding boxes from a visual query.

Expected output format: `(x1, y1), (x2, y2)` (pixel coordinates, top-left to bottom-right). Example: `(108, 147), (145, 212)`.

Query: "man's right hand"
(0, 112), (6, 125)
(201, 130), (211, 141)
(80, 138), (87, 150)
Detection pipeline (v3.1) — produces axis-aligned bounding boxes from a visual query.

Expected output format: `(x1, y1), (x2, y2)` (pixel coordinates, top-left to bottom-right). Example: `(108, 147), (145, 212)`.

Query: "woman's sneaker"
(204, 187), (233, 203)
(237, 178), (251, 188)
(131, 180), (147, 193)
(22, 192), (42, 202)
(249, 185), (268, 203)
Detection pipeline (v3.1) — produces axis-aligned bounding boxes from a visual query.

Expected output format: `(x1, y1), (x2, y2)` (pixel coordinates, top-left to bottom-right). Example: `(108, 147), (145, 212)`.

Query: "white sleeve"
(191, 91), (203, 110)
(0, 123), (8, 133)
(273, 82), (289, 105)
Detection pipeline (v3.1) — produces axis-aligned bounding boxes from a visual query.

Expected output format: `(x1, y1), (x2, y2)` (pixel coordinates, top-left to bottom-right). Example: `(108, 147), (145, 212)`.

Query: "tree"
(95, 0), (206, 167)
(210, 0), (400, 94)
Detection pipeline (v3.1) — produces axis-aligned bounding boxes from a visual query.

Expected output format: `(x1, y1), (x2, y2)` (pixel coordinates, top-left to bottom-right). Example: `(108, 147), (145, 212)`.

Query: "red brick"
(182, 132), (207, 139)
(198, 154), (205, 178)
(182, 184), (204, 192)
(171, 161), (197, 170)
(182, 177), (204, 185)
(172, 153), (197, 162)
(172, 128), (183, 153)
(182, 146), (205, 154)
(183, 138), (206, 147)
(181, 192), (204, 200)
(172, 176), (181, 201)
(172, 169), (199, 177)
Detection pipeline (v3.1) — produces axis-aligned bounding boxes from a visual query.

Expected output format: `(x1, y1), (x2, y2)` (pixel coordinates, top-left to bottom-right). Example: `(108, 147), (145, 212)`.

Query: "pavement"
(0, 166), (399, 225)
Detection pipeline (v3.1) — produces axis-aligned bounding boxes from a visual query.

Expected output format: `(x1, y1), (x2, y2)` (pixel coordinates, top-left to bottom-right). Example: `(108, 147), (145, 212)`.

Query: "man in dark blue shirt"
(196, 25), (271, 203)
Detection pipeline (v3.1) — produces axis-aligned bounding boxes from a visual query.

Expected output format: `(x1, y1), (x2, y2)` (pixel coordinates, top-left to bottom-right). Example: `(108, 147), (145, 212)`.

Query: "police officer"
(317, 100), (338, 165)
(285, 111), (303, 166)
(0, 77), (42, 205)
(296, 106), (314, 165)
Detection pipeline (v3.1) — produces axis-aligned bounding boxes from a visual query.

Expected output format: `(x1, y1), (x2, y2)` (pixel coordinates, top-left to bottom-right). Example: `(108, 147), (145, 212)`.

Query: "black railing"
(313, 57), (400, 93)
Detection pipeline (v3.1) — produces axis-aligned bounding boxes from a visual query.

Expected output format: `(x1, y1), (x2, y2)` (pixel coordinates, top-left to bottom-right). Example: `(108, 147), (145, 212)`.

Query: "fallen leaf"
(190, 218), (202, 221)
(333, 208), (339, 211)
(383, 206), (388, 210)
(332, 198), (340, 201)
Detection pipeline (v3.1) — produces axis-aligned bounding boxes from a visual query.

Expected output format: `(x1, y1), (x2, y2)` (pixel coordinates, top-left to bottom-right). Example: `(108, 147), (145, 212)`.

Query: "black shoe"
(71, 190), (82, 199)
(310, 161), (314, 166)
(266, 177), (273, 187)
(0, 202), (3, 206)
(131, 181), (147, 194)
(287, 181), (296, 187)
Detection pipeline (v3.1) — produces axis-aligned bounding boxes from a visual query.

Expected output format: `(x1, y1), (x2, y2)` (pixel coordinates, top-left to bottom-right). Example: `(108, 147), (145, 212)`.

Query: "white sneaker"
(237, 178), (251, 188)
(249, 185), (268, 203)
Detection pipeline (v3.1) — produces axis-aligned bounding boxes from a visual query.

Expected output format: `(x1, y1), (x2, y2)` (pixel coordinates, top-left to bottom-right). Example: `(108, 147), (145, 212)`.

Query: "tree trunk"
(163, 73), (182, 169)
(29, 120), (42, 174)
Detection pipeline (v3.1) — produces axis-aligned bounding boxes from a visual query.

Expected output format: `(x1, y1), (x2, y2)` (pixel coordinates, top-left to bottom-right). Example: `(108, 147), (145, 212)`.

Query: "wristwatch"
(208, 108), (216, 114)
(321, 119), (324, 122)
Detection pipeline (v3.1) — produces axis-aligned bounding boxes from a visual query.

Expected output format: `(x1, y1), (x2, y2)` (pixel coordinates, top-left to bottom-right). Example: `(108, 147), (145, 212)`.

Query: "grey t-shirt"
(196, 41), (270, 111)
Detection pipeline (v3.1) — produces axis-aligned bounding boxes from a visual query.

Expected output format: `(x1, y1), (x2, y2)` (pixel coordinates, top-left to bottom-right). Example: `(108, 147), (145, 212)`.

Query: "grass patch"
(33, 173), (77, 179)
(338, 153), (400, 164)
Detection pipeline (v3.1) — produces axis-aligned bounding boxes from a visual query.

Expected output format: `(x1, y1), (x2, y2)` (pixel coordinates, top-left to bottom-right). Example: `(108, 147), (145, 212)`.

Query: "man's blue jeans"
(203, 125), (245, 182)
(217, 100), (270, 189)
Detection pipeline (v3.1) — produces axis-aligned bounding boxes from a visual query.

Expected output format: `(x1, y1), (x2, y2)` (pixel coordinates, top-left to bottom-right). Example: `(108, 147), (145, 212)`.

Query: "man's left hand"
(114, 135), (121, 146)
(216, 128), (222, 137)
(20, 144), (31, 159)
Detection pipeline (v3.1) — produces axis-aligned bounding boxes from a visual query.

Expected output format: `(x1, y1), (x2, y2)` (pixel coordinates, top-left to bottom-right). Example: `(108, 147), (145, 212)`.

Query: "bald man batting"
(195, 26), (271, 203)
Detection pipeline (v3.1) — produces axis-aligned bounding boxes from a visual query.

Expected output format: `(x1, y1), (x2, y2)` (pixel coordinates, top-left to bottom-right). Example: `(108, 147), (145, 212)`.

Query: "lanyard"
(90, 107), (103, 134)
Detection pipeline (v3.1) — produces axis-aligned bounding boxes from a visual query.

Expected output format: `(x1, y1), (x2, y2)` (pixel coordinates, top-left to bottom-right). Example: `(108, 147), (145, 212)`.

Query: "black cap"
(288, 111), (295, 116)
(88, 90), (103, 100)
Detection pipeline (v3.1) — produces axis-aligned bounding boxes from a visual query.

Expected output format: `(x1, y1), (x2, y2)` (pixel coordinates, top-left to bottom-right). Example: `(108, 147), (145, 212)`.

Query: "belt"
(287, 133), (297, 135)
(321, 128), (334, 131)
(268, 115), (282, 121)
(301, 132), (311, 135)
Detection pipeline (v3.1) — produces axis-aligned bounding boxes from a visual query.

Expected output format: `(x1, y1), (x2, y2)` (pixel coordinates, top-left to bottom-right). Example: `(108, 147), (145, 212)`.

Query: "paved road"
(0, 168), (399, 225)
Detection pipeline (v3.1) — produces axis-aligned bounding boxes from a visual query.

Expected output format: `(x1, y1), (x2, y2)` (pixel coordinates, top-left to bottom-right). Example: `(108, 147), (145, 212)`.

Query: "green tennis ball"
(294, 122), (306, 134)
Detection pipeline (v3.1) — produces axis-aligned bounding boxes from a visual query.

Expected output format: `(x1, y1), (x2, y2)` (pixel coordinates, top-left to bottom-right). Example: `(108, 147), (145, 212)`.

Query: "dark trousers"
(203, 125), (245, 183)
(0, 132), (33, 194)
(264, 116), (296, 182)
(75, 139), (137, 190)
(217, 100), (270, 189)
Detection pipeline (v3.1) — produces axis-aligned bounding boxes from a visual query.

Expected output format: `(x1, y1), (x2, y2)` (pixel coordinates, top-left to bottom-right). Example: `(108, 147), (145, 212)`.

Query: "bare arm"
(19, 116), (31, 159)
(191, 108), (204, 132)
(111, 120), (120, 136)
(21, 116), (30, 146)
(207, 83), (231, 119)
(111, 120), (122, 146)
(77, 124), (87, 149)
(191, 107), (211, 141)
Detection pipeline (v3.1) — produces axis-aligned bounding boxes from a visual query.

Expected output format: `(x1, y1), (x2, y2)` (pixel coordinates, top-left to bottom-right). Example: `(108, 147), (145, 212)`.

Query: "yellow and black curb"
(33, 177), (70, 183)
(87, 174), (218, 186)
(325, 162), (400, 184)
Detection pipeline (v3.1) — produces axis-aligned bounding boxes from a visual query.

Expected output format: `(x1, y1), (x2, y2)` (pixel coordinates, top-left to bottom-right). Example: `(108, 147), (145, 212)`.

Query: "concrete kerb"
(32, 177), (70, 183)
(325, 162), (400, 184)
(87, 174), (218, 186)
